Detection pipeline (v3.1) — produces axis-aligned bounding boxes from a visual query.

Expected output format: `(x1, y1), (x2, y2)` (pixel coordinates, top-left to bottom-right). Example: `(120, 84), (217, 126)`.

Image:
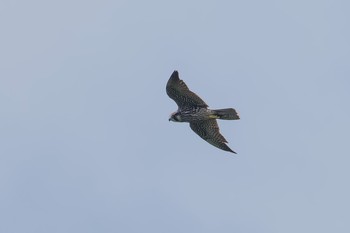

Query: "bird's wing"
(166, 70), (208, 109)
(190, 119), (236, 153)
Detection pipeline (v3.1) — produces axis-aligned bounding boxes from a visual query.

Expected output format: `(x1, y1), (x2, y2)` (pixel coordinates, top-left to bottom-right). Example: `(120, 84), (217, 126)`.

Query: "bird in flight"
(166, 70), (240, 153)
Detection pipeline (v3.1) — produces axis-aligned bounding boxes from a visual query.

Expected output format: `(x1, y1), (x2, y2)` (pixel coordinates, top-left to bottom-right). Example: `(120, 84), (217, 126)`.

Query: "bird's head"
(169, 112), (181, 122)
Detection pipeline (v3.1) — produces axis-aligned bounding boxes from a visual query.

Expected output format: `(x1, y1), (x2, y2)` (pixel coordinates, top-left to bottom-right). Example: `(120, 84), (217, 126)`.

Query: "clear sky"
(1, 0), (349, 232)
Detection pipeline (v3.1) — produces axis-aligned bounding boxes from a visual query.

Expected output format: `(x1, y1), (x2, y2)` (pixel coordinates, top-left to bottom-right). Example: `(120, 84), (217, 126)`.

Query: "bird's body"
(170, 107), (216, 122)
(166, 70), (240, 153)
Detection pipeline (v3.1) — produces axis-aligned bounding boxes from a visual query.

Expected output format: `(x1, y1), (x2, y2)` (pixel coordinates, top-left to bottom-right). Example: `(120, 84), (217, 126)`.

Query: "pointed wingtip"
(169, 70), (179, 80)
(222, 144), (237, 154)
(228, 148), (237, 154)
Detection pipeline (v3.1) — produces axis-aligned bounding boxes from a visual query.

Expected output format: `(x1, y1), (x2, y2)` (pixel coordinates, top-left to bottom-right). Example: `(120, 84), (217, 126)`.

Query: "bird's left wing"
(166, 70), (208, 109)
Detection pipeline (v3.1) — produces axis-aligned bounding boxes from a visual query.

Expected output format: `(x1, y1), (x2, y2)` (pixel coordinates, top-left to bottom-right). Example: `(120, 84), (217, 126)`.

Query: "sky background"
(1, 0), (350, 232)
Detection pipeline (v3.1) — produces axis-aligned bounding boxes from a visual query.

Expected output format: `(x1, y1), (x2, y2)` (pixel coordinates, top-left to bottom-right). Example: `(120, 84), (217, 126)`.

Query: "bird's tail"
(212, 108), (240, 120)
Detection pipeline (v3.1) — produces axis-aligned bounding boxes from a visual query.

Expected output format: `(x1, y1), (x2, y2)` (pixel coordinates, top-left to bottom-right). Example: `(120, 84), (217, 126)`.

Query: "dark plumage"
(166, 70), (240, 153)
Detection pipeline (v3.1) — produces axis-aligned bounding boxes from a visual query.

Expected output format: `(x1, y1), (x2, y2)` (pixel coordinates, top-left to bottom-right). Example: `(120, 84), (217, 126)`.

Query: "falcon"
(166, 70), (240, 153)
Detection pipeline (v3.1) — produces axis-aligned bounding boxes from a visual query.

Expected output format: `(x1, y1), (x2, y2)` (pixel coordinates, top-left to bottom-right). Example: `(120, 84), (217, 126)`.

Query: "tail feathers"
(213, 108), (240, 120)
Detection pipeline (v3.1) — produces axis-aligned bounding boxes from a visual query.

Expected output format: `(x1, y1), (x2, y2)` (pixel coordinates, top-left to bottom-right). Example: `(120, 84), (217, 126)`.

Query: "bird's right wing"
(190, 119), (236, 153)
(166, 71), (208, 109)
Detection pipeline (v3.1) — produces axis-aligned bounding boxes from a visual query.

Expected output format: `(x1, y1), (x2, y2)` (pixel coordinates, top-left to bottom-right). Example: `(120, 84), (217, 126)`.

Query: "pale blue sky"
(1, 0), (349, 232)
